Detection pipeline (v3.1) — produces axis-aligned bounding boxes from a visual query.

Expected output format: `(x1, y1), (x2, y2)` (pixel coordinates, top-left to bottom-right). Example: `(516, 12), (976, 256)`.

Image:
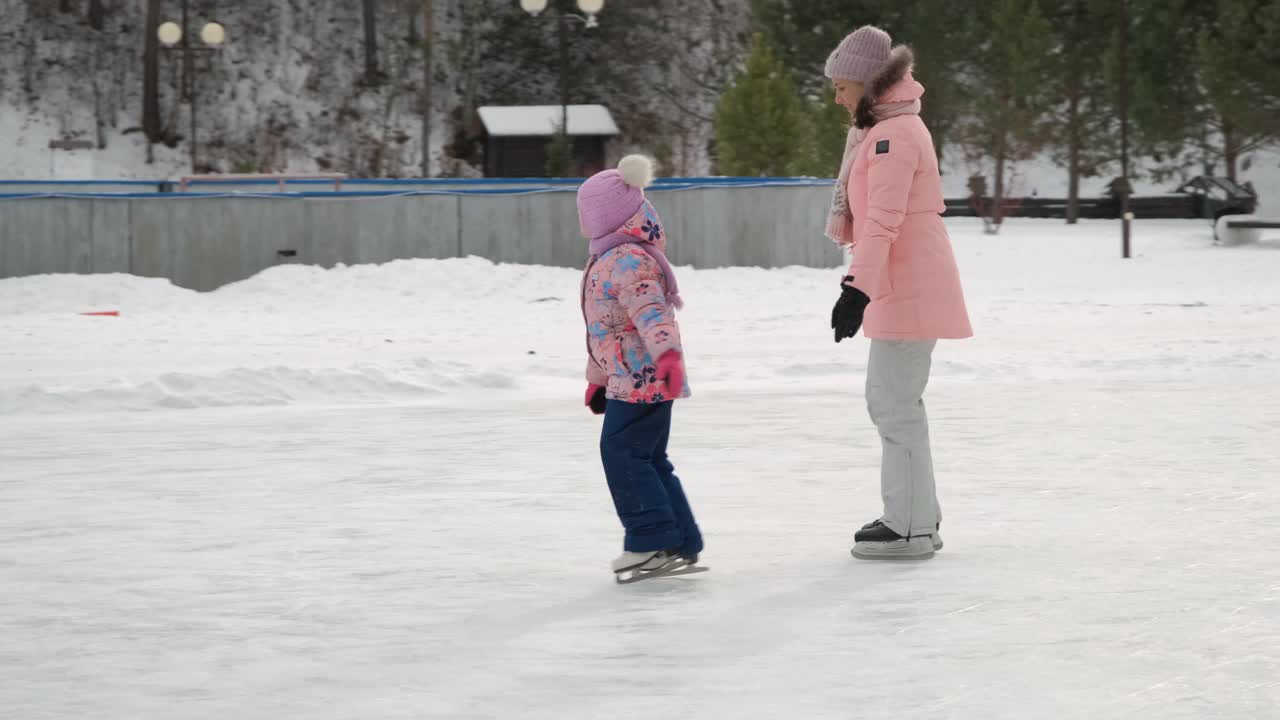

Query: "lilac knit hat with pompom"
(577, 155), (654, 240)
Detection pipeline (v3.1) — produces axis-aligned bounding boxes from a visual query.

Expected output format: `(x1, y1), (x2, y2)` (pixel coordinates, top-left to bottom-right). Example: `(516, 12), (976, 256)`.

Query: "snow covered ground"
(2, 218), (1279, 719)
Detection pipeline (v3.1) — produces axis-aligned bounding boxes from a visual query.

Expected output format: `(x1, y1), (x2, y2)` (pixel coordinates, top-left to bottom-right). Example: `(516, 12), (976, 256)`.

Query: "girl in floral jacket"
(578, 155), (704, 583)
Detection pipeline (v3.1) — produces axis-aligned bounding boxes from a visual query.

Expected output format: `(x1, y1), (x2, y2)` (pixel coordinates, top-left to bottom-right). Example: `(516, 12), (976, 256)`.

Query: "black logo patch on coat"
(875, 140), (890, 154)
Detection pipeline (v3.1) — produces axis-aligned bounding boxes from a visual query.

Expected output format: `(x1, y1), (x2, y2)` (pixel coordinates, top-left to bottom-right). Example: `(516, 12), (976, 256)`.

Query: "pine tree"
(545, 132), (571, 177)
(802, 98), (853, 178)
(1045, 0), (1119, 223)
(1263, 0), (1280, 100)
(752, 0), (976, 169)
(1127, 0), (1200, 180)
(1130, 0), (1280, 183)
(954, 0), (1054, 232)
(1195, 0), (1280, 181)
(713, 33), (811, 176)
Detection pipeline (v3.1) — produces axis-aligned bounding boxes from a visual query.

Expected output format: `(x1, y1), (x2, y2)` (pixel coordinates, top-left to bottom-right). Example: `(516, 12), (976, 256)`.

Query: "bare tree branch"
(654, 86), (714, 123)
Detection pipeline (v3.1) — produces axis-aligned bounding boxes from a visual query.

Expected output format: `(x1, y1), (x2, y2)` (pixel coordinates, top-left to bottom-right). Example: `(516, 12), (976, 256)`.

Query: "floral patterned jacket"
(581, 243), (689, 403)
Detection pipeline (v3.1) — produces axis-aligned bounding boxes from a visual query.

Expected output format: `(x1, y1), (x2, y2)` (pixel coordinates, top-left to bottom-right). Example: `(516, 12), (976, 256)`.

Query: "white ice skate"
(612, 549), (707, 584)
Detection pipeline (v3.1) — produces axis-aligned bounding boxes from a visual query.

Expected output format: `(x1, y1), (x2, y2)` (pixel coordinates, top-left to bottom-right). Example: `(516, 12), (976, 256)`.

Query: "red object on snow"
(80, 311), (120, 317)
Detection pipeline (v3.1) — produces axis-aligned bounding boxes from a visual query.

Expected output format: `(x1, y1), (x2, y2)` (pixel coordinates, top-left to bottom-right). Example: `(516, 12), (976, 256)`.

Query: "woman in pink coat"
(824, 26), (973, 560)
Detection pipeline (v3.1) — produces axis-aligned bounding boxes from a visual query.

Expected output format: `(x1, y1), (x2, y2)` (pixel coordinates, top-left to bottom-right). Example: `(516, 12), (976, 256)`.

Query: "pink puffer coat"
(846, 67), (973, 340)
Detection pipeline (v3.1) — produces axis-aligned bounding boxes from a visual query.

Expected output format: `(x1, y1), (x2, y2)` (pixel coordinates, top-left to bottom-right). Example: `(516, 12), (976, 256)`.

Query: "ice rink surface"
(3, 219), (1278, 718)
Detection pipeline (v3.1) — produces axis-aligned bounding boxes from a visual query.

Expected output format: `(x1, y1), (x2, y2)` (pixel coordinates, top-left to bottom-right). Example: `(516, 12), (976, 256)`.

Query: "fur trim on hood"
(854, 46), (915, 130)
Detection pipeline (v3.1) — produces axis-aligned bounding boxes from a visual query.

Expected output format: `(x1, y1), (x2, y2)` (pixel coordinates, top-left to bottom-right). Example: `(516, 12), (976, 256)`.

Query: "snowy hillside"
(3, 2), (470, 179)
(2, 1), (749, 180)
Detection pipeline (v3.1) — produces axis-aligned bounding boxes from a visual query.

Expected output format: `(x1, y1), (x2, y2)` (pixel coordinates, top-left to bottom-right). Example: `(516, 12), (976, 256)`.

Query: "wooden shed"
(477, 105), (620, 178)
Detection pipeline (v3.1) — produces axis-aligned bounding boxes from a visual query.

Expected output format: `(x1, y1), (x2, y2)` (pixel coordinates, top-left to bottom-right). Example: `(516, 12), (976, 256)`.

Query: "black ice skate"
(860, 518), (944, 551)
(851, 520), (937, 560)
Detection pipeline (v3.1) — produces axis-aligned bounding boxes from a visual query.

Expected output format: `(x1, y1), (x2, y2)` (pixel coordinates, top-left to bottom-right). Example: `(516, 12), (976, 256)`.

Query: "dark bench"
(1216, 215), (1280, 245)
(1224, 218), (1280, 230)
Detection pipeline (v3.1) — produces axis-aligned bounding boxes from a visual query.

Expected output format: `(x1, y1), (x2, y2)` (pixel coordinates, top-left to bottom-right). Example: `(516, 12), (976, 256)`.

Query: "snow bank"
(0, 360), (515, 415)
(2, 219), (1278, 415)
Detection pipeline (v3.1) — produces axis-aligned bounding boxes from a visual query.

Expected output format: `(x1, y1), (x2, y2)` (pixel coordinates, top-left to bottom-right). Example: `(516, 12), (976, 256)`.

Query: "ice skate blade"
(851, 536), (936, 561)
(615, 561), (709, 584)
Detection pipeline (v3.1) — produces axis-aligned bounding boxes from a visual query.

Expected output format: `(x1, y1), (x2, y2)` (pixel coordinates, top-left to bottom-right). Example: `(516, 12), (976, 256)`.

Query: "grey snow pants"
(866, 339), (942, 538)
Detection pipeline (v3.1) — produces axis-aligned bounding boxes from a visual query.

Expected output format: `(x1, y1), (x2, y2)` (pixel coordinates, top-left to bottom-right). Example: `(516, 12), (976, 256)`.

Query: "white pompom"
(617, 154), (654, 189)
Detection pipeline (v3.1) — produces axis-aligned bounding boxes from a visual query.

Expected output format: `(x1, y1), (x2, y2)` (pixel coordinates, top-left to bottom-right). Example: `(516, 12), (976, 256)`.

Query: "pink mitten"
(655, 351), (685, 398)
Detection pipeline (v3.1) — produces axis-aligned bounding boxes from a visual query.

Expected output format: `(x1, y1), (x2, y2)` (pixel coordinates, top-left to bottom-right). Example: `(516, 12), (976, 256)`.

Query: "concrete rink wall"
(0, 181), (842, 291)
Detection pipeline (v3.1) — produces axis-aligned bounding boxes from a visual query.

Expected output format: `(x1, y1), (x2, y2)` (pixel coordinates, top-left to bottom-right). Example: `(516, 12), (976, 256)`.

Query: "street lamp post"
(158, 0), (225, 173)
(520, 0), (604, 176)
(1117, 0), (1132, 259)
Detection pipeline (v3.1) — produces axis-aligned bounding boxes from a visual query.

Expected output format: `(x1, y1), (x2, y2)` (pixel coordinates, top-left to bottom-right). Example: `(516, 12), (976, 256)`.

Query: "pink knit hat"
(577, 155), (654, 240)
(824, 25), (892, 83)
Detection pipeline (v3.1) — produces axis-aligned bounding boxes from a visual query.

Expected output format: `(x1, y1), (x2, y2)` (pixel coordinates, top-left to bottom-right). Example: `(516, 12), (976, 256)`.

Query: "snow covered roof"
(478, 105), (620, 137)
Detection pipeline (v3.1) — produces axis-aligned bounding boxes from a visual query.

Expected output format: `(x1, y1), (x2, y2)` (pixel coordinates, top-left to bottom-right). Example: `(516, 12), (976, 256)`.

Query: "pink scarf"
(588, 199), (684, 310)
(824, 98), (921, 248)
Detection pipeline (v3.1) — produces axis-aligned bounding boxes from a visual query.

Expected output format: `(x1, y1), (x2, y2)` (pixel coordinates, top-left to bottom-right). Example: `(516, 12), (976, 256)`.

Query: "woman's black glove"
(831, 276), (871, 343)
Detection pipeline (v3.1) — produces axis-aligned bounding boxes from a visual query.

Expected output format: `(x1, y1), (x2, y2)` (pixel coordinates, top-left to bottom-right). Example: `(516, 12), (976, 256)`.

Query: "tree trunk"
(88, 0), (105, 30)
(1065, 0), (1084, 224)
(992, 118), (1008, 232)
(1067, 120), (1081, 223)
(94, 73), (106, 149)
(21, 32), (36, 97)
(421, 0), (433, 177)
(59, 0), (74, 13)
(91, 18), (105, 147)
(142, 0), (162, 143)
(406, 0), (420, 43)
(192, 50), (202, 172)
(165, 56), (182, 145)
(553, 8), (572, 177)
(363, 0), (380, 85)
(1222, 115), (1239, 182)
(1066, 83), (1082, 224)
(1118, 0), (1131, 259)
